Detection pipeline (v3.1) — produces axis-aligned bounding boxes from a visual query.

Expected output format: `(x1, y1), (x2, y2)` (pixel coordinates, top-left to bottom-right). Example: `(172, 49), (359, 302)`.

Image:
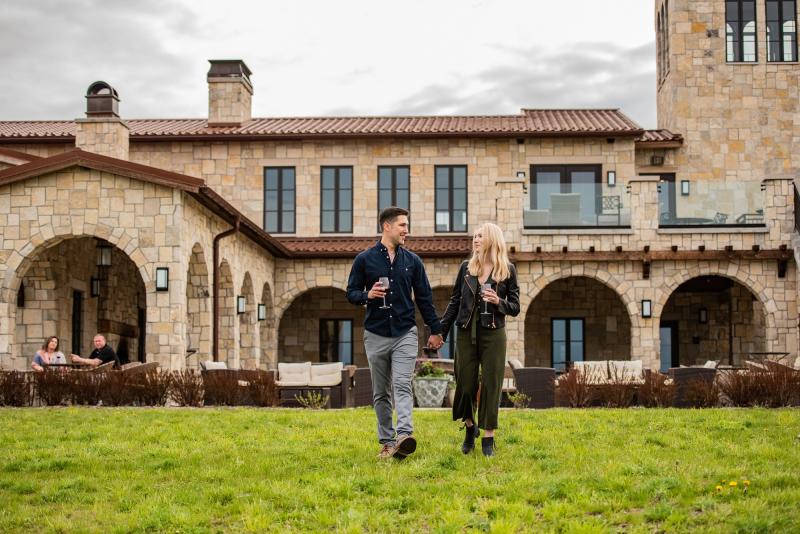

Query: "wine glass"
(481, 283), (492, 315)
(379, 277), (390, 309)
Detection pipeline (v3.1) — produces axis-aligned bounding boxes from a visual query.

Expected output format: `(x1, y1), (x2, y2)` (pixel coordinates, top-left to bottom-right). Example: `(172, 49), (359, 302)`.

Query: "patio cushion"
(309, 362), (343, 387)
(574, 361), (609, 384)
(277, 362), (311, 386)
(507, 358), (524, 370)
(202, 361), (228, 371)
(702, 360), (718, 369)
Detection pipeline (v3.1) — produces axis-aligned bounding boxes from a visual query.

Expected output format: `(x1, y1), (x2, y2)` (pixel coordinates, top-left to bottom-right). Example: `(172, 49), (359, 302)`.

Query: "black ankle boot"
(481, 436), (495, 457)
(461, 425), (480, 454)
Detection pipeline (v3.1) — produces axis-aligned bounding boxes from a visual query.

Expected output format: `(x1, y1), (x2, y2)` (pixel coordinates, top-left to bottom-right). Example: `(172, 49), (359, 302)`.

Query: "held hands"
(426, 334), (444, 351)
(481, 287), (500, 305)
(368, 282), (387, 300)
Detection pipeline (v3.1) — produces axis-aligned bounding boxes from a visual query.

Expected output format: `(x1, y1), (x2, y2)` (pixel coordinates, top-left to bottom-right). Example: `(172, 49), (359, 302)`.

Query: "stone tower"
(655, 0), (799, 183)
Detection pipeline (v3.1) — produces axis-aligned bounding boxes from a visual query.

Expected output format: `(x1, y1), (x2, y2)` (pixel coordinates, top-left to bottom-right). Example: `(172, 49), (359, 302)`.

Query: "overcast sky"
(0, 0), (658, 127)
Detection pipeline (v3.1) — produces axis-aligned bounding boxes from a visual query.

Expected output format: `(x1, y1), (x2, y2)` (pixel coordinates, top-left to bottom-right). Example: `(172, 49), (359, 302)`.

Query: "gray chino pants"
(363, 326), (418, 444)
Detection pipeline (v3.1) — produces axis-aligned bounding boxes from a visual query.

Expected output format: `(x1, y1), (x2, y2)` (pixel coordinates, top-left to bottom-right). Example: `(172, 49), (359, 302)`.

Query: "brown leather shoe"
(392, 434), (417, 459)
(377, 443), (394, 459)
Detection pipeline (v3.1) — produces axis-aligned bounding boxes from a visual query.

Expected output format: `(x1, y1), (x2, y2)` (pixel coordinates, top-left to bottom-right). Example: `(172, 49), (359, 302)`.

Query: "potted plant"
(413, 360), (450, 408)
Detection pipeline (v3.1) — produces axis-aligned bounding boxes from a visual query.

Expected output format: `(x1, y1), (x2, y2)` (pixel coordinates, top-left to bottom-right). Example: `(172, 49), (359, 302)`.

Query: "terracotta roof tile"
(0, 109), (643, 141)
(636, 129), (683, 144)
(276, 236), (473, 258)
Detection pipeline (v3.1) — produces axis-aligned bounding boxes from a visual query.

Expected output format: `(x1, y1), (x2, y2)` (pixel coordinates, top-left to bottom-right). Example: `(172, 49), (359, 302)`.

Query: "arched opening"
(259, 282), (276, 369)
(239, 272), (257, 369)
(659, 275), (767, 370)
(185, 243), (210, 370)
(525, 276), (632, 370)
(10, 236), (146, 366)
(278, 287), (365, 366)
(217, 260), (235, 366)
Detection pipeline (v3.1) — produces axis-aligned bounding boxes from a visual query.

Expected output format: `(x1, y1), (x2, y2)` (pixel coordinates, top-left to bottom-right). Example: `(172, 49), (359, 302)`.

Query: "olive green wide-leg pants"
(452, 326), (506, 430)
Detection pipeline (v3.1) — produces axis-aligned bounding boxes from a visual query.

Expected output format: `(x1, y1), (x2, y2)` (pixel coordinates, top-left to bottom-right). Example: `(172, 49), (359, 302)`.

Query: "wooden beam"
(510, 249), (792, 262)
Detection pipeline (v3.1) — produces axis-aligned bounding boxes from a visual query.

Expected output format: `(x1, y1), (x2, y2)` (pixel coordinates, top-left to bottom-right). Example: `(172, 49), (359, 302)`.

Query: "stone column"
(495, 179), (526, 251)
(762, 177), (794, 245)
(628, 175), (660, 246)
(75, 118), (130, 160)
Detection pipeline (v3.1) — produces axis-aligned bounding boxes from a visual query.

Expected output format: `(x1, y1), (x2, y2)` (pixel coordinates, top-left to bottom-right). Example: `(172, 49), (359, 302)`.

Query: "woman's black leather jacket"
(439, 261), (520, 340)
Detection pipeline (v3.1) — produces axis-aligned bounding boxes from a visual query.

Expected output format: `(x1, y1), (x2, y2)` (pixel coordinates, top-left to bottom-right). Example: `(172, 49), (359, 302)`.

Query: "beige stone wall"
(208, 79), (252, 126)
(657, 0), (800, 182)
(75, 118), (130, 160)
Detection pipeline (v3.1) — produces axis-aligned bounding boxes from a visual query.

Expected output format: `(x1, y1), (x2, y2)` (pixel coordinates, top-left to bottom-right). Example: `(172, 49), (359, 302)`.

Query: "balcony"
(658, 180), (765, 228)
(523, 186), (631, 229)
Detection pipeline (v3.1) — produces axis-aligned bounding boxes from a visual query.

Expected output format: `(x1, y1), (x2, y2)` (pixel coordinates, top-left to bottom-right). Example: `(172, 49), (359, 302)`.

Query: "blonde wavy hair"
(467, 223), (510, 282)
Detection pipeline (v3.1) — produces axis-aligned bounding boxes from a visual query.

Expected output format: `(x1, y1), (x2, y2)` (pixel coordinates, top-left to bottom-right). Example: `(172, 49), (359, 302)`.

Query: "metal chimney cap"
(85, 81), (120, 117)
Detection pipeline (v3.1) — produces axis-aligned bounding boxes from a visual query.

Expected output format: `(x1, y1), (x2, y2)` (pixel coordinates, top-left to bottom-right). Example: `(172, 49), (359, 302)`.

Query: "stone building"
(0, 0), (797, 372)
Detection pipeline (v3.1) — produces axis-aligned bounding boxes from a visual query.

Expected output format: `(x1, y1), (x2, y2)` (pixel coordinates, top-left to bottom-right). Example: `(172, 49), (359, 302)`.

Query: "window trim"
(551, 317), (585, 370)
(263, 166), (296, 234)
(434, 164), (469, 233)
(766, 0), (798, 62)
(376, 165), (411, 232)
(319, 318), (353, 364)
(726, 0), (758, 63)
(320, 166), (354, 234)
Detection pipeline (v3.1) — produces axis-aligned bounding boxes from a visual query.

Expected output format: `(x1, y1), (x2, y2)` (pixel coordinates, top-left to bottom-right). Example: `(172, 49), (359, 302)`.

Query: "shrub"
(718, 370), (765, 407)
(759, 363), (800, 408)
(202, 371), (241, 406)
(100, 371), (134, 406)
(131, 370), (172, 406)
(295, 390), (329, 409)
(34, 370), (72, 406)
(70, 372), (104, 406)
(556, 369), (594, 408)
(507, 391), (531, 409)
(415, 360), (446, 378)
(638, 372), (676, 408)
(0, 371), (33, 406)
(595, 366), (637, 408)
(170, 370), (204, 407)
(683, 377), (721, 408)
(246, 370), (279, 407)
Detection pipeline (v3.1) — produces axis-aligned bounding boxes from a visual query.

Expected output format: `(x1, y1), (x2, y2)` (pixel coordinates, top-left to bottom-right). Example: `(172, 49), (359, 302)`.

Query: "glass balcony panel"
(659, 181), (764, 227)
(524, 183), (630, 228)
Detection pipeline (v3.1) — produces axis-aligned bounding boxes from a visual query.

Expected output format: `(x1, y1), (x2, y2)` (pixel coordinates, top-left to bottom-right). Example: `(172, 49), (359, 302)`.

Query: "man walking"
(347, 207), (444, 459)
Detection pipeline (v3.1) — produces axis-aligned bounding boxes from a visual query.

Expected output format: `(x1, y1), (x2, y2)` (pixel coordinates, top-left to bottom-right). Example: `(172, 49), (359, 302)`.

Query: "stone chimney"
(207, 59), (253, 127)
(75, 81), (130, 160)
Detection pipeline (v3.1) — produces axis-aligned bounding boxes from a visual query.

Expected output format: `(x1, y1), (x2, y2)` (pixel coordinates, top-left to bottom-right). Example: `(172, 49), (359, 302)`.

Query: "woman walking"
(440, 223), (520, 456)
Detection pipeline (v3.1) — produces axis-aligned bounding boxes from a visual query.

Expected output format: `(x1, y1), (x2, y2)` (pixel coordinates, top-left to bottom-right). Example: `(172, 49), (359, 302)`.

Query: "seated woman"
(31, 336), (66, 372)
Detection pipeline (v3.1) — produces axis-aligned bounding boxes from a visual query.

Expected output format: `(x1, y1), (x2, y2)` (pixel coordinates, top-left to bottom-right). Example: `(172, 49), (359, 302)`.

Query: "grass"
(1, 408), (799, 533)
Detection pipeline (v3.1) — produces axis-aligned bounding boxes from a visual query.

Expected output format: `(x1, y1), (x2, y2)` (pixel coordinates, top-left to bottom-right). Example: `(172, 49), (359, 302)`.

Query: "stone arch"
(657, 270), (774, 367)
(185, 243), (211, 369)
(523, 266), (640, 329)
(278, 286), (365, 366)
(524, 274), (633, 368)
(259, 282), (276, 369)
(275, 279), (350, 325)
(217, 260), (235, 366)
(239, 272), (257, 369)
(2, 234), (147, 368)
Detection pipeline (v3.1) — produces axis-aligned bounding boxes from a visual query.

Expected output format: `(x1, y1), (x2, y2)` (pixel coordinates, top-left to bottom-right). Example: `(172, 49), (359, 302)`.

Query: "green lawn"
(1, 408), (798, 533)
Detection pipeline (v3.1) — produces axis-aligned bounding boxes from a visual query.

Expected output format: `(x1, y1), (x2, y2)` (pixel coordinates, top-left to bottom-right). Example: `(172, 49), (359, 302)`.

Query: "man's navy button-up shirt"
(347, 241), (442, 338)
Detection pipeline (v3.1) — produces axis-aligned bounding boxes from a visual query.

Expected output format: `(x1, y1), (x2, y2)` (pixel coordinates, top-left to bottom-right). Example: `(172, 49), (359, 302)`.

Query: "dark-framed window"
(767, 0), (798, 62)
(727, 0), (758, 62)
(319, 319), (353, 365)
(321, 166), (353, 233)
(377, 166), (410, 232)
(435, 165), (468, 233)
(530, 164), (601, 226)
(657, 0), (670, 84)
(263, 167), (295, 233)
(552, 318), (584, 371)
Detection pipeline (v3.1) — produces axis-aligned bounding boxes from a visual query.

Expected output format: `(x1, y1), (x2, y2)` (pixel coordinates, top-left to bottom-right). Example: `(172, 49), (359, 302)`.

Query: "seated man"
(71, 334), (121, 368)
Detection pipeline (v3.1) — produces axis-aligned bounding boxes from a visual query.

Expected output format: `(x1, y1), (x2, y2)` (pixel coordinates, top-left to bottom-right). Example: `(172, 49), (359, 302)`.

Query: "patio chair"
(523, 209), (549, 227)
(507, 358), (555, 409)
(712, 212), (728, 224)
(668, 366), (717, 407)
(350, 367), (373, 407)
(597, 195), (622, 226)
(549, 193), (581, 226)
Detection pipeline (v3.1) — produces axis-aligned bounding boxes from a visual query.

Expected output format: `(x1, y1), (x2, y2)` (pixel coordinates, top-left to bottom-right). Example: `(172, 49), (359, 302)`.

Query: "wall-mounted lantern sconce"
(698, 307), (708, 324)
(681, 180), (690, 196)
(90, 277), (101, 297)
(641, 299), (652, 318)
(515, 171), (526, 179)
(607, 170), (616, 187)
(650, 155), (664, 166)
(237, 296), (246, 314)
(257, 303), (266, 321)
(155, 267), (169, 291)
(97, 241), (112, 267)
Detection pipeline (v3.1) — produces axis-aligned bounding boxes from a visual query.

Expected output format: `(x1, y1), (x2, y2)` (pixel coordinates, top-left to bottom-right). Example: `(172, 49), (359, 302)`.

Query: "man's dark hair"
(379, 206), (409, 230)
